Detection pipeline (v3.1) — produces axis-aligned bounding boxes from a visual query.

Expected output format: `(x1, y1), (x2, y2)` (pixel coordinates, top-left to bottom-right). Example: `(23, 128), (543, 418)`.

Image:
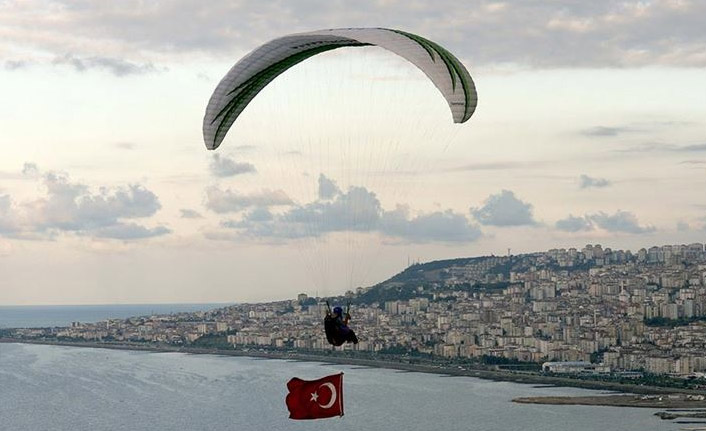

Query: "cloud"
(0, 171), (169, 240)
(4, 1), (706, 69)
(471, 190), (536, 227)
(278, 185), (381, 234)
(579, 174), (611, 189)
(4, 59), (28, 70)
(677, 143), (706, 152)
(318, 174), (340, 200)
(555, 214), (594, 232)
(580, 126), (632, 137)
(380, 205), (481, 243)
(211, 176), (480, 243)
(614, 142), (671, 153)
(677, 221), (690, 232)
(52, 54), (159, 76)
(679, 160), (706, 165)
(21, 162), (39, 177)
(555, 210), (654, 234)
(617, 142), (706, 154)
(587, 210), (655, 234)
(179, 208), (203, 219)
(242, 207), (274, 222)
(114, 142), (136, 150)
(89, 223), (170, 239)
(580, 121), (695, 139)
(209, 153), (256, 177)
(233, 145), (257, 152)
(0, 162), (42, 181)
(31, 173), (161, 228)
(0, 195), (20, 235)
(205, 186), (293, 213)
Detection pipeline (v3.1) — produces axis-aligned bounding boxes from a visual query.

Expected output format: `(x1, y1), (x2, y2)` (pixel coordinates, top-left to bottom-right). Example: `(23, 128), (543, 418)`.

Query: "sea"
(0, 303), (229, 329)
(0, 307), (685, 430)
(0, 343), (685, 431)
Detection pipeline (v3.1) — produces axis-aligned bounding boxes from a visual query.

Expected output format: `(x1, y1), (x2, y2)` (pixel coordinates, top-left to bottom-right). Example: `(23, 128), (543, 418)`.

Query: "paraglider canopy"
(199, 27), (479, 296)
(203, 27), (477, 150)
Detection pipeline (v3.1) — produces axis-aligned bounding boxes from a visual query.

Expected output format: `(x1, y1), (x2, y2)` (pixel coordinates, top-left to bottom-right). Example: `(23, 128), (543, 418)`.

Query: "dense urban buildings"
(10, 242), (706, 378)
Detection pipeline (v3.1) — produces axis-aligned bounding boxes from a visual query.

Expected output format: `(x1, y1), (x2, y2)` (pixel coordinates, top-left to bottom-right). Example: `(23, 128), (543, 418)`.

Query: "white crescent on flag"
(317, 382), (337, 409)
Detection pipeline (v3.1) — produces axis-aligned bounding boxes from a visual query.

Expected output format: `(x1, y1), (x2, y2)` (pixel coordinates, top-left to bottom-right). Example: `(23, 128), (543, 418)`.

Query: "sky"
(1, 0), (705, 305)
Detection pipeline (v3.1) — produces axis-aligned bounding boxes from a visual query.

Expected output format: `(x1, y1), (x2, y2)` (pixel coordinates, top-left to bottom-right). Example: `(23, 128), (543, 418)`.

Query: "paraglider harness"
(324, 301), (358, 346)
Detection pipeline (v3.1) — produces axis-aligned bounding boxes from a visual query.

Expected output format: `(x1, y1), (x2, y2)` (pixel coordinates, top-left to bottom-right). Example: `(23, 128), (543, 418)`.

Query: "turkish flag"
(285, 373), (344, 420)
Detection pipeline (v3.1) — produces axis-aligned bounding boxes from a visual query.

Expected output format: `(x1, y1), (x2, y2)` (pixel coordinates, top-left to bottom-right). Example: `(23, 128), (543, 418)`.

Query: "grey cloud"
(209, 153), (256, 177)
(205, 186), (293, 213)
(380, 205), (481, 243)
(587, 210), (654, 234)
(4, 60), (28, 70)
(471, 190), (536, 227)
(555, 215), (593, 232)
(581, 126), (632, 137)
(0, 172), (167, 240)
(179, 208), (203, 219)
(5, 1), (706, 68)
(581, 121), (694, 139)
(0, 195), (20, 235)
(677, 143), (706, 152)
(677, 221), (690, 232)
(31, 173), (161, 231)
(617, 142), (706, 154)
(614, 142), (672, 153)
(0, 195), (10, 213)
(556, 210), (654, 234)
(233, 145), (257, 152)
(52, 54), (158, 76)
(579, 174), (611, 189)
(214, 178), (480, 243)
(318, 174), (340, 200)
(22, 162), (39, 177)
(75, 184), (160, 221)
(219, 208), (274, 234)
(243, 207), (273, 222)
(282, 186), (381, 233)
(89, 223), (170, 239)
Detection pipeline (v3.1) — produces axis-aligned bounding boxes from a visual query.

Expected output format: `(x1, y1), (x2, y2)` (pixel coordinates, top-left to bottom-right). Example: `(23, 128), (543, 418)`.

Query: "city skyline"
(1, 1), (706, 305)
(9, 241), (706, 380)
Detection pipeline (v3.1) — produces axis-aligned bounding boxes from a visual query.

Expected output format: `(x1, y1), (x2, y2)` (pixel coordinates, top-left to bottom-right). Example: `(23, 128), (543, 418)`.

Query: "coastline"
(2, 338), (701, 398)
(514, 395), (706, 409)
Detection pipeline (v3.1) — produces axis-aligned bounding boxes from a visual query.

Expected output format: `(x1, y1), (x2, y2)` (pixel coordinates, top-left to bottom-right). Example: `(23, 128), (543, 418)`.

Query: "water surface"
(0, 303), (228, 328)
(0, 343), (679, 431)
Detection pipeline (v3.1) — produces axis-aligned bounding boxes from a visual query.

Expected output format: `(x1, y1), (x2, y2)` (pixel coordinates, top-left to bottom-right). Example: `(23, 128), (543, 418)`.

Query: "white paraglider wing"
(203, 28), (477, 150)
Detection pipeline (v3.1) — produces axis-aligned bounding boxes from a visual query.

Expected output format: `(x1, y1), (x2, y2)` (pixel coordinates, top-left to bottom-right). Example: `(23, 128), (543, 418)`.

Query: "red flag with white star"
(285, 373), (344, 420)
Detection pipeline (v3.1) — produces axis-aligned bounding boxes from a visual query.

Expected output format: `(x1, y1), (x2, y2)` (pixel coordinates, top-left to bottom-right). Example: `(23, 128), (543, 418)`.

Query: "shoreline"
(2, 338), (701, 397)
(514, 395), (706, 409)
